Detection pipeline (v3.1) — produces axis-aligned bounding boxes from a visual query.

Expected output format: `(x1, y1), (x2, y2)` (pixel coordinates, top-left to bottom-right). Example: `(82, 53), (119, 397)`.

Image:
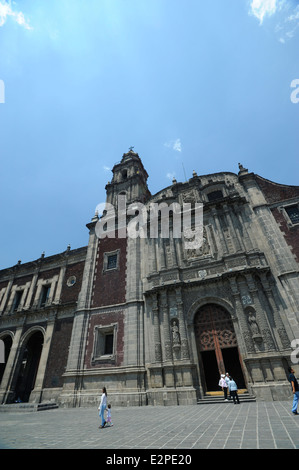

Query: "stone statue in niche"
(248, 311), (259, 335)
(247, 310), (262, 343)
(181, 191), (196, 204)
(185, 226), (210, 259)
(171, 320), (180, 345)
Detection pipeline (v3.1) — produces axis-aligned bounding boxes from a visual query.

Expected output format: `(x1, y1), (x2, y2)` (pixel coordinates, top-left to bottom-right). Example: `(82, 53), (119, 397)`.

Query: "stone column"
(0, 278), (14, 315)
(24, 271), (38, 310)
(152, 293), (162, 362)
(19, 282), (31, 311)
(77, 213), (99, 311)
(47, 275), (58, 306)
(160, 291), (174, 388)
(150, 293), (163, 390)
(161, 291), (172, 362)
(0, 288), (5, 309)
(53, 265), (67, 304)
(260, 273), (291, 350)
(211, 207), (229, 256)
(169, 230), (178, 268)
(223, 203), (242, 253)
(245, 273), (276, 351)
(6, 285), (18, 313)
(159, 238), (166, 270)
(0, 324), (24, 403)
(175, 287), (189, 360)
(30, 315), (56, 403)
(235, 205), (254, 251)
(228, 277), (255, 355)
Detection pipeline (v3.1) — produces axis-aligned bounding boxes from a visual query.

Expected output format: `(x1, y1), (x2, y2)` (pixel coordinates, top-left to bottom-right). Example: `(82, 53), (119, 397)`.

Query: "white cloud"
(103, 165), (111, 171)
(0, 0), (32, 29)
(164, 138), (182, 153)
(166, 172), (176, 181)
(249, 0), (285, 24)
(173, 138), (182, 152)
(288, 7), (299, 23)
(250, 0), (299, 42)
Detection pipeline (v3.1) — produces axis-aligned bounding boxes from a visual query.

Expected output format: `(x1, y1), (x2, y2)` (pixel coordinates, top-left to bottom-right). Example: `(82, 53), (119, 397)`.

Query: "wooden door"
(194, 304), (245, 391)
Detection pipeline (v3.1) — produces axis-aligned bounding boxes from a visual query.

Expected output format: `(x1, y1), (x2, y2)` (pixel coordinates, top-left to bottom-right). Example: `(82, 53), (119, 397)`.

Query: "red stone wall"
(256, 175), (299, 264)
(43, 317), (74, 388)
(60, 261), (85, 304)
(91, 237), (127, 308)
(85, 310), (125, 368)
(270, 207), (299, 263)
(255, 176), (299, 204)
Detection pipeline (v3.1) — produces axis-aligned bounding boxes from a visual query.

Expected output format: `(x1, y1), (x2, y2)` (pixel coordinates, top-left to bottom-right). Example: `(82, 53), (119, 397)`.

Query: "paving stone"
(0, 401), (299, 450)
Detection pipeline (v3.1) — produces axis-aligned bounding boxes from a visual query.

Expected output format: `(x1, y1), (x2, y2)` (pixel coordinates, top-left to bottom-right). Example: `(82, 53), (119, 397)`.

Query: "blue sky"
(0, 0), (298, 269)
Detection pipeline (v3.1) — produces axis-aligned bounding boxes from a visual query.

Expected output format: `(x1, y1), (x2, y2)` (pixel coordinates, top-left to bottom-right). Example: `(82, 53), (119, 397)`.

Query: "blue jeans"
(99, 404), (106, 426)
(292, 391), (299, 413)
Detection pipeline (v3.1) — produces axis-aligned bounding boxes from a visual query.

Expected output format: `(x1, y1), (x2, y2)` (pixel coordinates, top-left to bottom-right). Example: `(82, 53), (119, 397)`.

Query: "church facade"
(0, 150), (299, 407)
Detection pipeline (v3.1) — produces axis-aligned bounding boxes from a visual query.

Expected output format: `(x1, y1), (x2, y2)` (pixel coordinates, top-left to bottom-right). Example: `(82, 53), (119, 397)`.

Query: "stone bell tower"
(105, 148), (151, 207)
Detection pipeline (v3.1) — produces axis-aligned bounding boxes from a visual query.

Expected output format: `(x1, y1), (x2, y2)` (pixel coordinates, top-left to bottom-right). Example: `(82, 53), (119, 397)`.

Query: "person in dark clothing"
(288, 367), (299, 415)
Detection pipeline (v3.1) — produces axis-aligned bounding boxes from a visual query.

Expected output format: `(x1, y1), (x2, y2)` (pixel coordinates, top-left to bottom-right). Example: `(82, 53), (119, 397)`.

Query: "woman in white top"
(98, 387), (107, 428)
(219, 374), (228, 401)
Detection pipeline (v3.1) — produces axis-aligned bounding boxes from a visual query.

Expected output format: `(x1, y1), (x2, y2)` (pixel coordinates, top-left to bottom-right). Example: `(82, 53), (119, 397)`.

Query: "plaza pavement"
(0, 400), (298, 451)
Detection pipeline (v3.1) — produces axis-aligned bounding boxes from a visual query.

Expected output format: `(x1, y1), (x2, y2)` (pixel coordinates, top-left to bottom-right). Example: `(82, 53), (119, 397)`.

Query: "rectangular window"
(107, 254), (118, 270)
(104, 334), (114, 355)
(103, 250), (120, 272)
(207, 190), (223, 202)
(40, 285), (51, 307)
(92, 324), (117, 363)
(12, 290), (23, 312)
(285, 205), (299, 225)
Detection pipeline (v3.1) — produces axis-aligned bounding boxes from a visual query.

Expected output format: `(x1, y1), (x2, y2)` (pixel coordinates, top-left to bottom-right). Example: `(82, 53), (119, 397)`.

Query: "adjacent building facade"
(0, 150), (299, 407)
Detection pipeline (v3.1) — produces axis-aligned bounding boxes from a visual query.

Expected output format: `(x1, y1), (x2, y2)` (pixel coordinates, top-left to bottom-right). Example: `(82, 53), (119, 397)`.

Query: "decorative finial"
(129, 146), (134, 152)
(91, 210), (99, 223)
(238, 163), (248, 175)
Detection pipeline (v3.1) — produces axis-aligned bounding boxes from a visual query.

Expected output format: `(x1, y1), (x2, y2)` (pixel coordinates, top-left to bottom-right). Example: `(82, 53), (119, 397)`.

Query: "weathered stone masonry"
(0, 153), (298, 406)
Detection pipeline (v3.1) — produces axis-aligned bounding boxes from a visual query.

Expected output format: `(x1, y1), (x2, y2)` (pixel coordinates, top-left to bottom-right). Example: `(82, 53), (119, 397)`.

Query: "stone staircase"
(0, 402), (58, 412)
(197, 390), (256, 405)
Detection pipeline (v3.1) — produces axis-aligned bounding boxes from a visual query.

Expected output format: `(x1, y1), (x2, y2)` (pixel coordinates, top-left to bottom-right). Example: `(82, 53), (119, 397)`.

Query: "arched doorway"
(194, 304), (245, 393)
(15, 331), (43, 403)
(0, 335), (13, 386)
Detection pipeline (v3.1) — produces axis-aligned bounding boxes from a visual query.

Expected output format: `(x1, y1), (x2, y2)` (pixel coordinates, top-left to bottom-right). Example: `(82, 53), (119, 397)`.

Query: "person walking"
(227, 376), (240, 404)
(288, 367), (299, 415)
(219, 374), (228, 401)
(106, 404), (113, 426)
(98, 387), (107, 428)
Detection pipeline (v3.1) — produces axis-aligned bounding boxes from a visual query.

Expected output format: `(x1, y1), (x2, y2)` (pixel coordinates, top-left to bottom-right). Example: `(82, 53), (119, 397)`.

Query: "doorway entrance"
(0, 335), (12, 386)
(194, 304), (245, 392)
(15, 331), (43, 403)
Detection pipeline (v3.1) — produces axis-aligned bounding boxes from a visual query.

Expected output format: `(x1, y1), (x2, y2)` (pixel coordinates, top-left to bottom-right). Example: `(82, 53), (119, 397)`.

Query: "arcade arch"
(0, 332), (13, 386)
(14, 329), (44, 403)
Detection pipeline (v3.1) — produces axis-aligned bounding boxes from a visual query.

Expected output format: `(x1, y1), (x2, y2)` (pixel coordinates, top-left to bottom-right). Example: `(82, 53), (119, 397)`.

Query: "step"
(197, 392), (256, 405)
(0, 402), (58, 412)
